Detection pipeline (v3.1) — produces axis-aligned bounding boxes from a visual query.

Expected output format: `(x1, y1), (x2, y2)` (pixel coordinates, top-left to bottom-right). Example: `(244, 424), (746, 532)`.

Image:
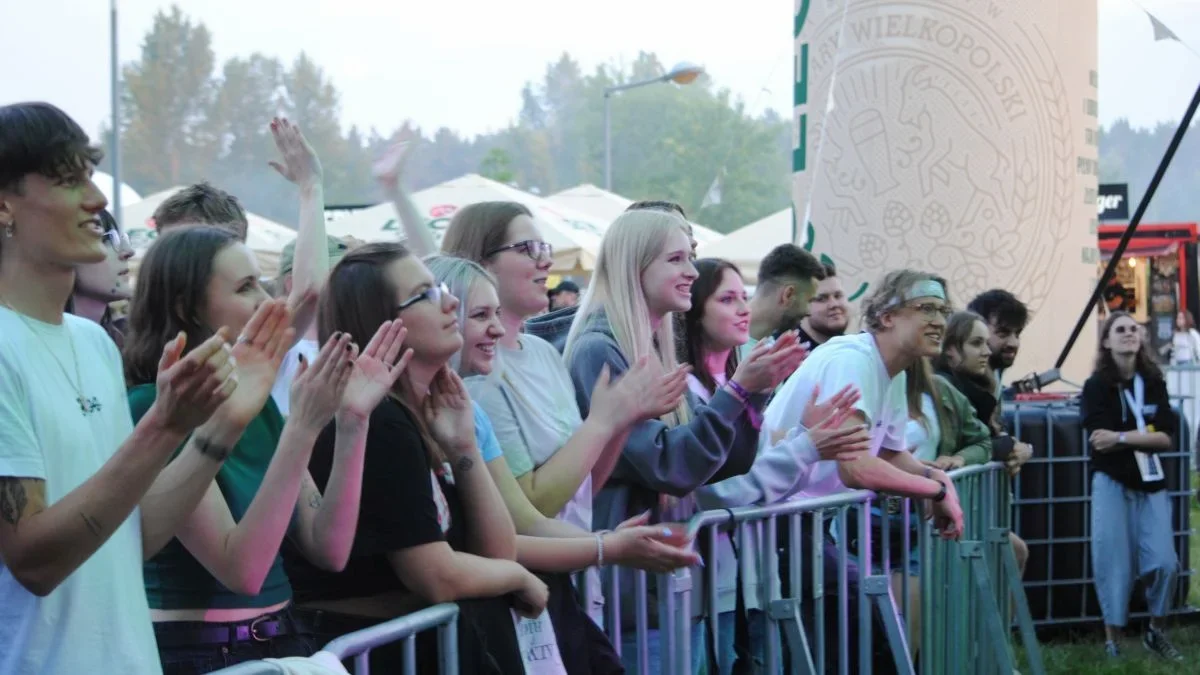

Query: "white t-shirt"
(270, 338), (320, 417)
(466, 334), (592, 532)
(0, 309), (161, 675)
(764, 332), (908, 498)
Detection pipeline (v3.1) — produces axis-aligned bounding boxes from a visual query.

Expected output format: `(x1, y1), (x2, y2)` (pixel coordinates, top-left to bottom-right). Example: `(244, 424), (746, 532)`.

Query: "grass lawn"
(1028, 479), (1199, 674)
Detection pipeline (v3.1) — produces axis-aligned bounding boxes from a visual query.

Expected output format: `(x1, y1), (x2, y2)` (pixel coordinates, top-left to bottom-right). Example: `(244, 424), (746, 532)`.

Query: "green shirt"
(130, 384), (293, 610)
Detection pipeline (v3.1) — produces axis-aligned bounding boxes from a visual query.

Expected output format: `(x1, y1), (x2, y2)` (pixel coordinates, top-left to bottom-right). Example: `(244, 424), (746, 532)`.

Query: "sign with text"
(793, 0), (1099, 384)
(1097, 183), (1129, 220)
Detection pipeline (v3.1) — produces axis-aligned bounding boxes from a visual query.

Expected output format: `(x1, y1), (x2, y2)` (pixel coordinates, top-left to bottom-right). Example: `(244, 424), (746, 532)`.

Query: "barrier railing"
(218, 465), (1039, 674)
(322, 603), (459, 675)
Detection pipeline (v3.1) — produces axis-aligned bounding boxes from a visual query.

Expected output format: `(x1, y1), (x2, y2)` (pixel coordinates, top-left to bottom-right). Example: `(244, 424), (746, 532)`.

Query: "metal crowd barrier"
(1007, 390), (1195, 628)
(322, 603), (460, 675)
(599, 462), (1041, 674)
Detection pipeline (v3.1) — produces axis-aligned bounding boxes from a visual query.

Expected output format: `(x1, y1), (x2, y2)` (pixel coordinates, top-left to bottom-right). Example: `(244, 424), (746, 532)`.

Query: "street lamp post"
(603, 61), (705, 191)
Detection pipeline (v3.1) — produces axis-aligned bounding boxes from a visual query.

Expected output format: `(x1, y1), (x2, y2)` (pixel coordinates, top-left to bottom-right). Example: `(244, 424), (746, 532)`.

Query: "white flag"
(701, 174), (723, 208)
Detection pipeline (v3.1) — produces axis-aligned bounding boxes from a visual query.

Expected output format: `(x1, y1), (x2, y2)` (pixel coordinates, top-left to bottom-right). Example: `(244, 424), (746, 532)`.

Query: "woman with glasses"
(1081, 311), (1183, 662)
(441, 202), (686, 626)
(66, 208), (134, 347)
(122, 227), (407, 671)
(290, 242), (549, 673)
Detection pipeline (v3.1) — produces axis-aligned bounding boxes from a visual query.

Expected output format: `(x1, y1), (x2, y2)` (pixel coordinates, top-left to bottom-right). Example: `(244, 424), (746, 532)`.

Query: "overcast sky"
(2, 0), (1199, 141)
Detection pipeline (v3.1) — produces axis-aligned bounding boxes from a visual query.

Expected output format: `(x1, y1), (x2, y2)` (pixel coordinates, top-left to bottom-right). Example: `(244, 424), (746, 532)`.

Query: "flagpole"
(110, 0), (122, 222)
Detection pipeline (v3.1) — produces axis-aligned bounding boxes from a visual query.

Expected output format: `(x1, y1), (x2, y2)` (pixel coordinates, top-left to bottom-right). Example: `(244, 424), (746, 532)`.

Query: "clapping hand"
(423, 366), (477, 455)
(589, 358), (690, 428)
(338, 320), (413, 424)
(268, 117), (323, 189)
(152, 329), (239, 433)
(800, 384), (860, 429)
(289, 333), (356, 434)
(372, 135), (416, 192)
(731, 331), (808, 394)
(216, 299), (295, 428)
(607, 511), (702, 573)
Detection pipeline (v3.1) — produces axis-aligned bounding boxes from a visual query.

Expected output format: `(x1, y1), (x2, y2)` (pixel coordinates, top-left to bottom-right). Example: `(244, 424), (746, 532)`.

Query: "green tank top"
(130, 384), (293, 610)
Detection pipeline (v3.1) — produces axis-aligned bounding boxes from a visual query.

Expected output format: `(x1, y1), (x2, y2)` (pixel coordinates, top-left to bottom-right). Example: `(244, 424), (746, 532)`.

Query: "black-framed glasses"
(485, 239), (553, 261)
(397, 282), (451, 313)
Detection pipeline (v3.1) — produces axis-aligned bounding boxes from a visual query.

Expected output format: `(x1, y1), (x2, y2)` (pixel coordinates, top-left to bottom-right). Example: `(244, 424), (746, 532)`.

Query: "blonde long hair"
(565, 209), (692, 426)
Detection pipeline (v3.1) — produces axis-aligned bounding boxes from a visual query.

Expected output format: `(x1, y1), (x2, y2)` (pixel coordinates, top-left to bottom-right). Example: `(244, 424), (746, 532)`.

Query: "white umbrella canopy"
(327, 174), (603, 272)
(697, 208), (793, 284)
(121, 186), (292, 279)
(547, 183), (726, 246)
(92, 171), (142, 208)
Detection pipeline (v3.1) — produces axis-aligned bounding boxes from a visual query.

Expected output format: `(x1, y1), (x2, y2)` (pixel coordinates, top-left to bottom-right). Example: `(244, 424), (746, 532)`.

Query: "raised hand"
(216, 299), (295, 428)
(289, 333), (355, 434)
(268, 117), (323, 189)
(800, 383), (860, 429)
(372, 137), (416, 191)
(808, 407), (870, 462)
(423, 366), (477, 455)
(731, 331), (808, 394)
(589, 358), (690, 428)
(152, 329), (239, 433)
(338, 320), (413, 423)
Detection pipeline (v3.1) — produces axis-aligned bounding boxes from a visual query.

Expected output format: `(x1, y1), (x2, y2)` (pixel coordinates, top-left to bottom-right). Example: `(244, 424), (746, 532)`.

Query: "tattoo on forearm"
(0, 478), (29, 527)
(454, 456), (475, 476)
(308, 491), (322, 510)
(80, 513), (104, 539)
(195, 437), (232, 462)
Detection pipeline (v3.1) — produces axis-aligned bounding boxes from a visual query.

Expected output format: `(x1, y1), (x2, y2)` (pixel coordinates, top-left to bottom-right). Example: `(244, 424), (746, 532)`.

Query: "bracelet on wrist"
(725, 380), (752, 404)
(595, 531), (609, 567)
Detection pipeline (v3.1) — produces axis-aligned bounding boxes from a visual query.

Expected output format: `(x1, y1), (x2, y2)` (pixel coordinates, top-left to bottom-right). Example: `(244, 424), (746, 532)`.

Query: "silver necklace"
(0, 297), (101, 416)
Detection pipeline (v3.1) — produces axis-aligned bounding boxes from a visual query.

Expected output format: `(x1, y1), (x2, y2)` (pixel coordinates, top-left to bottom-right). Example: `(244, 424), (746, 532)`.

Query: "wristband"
(595, 532), (608, 567)
(1118, 432), (1128, 445)
(725, 380), (752, 404)
(924, 467), (948, 502)
(195, 437), (231, 462)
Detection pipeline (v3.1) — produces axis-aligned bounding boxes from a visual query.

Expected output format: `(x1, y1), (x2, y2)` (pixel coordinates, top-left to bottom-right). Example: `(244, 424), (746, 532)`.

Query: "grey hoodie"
(565, 312), (762, 628)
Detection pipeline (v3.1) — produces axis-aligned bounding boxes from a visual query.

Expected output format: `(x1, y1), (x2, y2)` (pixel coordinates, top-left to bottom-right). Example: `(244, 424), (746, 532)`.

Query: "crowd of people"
(0, 99), (1186, 675)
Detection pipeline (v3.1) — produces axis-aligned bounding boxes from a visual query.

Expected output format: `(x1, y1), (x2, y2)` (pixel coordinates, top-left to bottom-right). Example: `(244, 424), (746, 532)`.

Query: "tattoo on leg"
(80, 513), (104, 539)
(454, 456), (474, 476)
(0, 479), (28, 527)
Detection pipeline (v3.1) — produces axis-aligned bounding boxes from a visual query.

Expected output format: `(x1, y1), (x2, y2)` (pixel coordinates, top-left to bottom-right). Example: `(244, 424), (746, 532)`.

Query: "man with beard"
(745, 244), (826, 351)
(968, 289), (1029, 397)
(797, 261), (851, 349)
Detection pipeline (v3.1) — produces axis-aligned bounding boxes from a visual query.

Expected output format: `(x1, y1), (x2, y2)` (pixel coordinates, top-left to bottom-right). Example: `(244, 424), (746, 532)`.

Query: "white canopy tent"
(92, 171), (142, 208)
(547, 184), (726, 246)
(121, 186), (293, 278)
(327, 174), (606, 272)
(697, 208), (794, 284)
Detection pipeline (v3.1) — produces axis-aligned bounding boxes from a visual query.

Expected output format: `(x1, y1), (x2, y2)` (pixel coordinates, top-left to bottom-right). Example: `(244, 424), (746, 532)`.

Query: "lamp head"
(667, 62), (705, 85)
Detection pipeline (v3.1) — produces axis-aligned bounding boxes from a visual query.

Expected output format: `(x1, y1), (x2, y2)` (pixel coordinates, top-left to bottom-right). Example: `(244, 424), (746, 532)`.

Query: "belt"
(155, 613), (306, 649)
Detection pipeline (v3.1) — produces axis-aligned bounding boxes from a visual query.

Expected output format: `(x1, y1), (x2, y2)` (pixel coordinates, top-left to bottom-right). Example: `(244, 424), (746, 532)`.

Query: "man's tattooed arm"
(0, 477), (44, 529)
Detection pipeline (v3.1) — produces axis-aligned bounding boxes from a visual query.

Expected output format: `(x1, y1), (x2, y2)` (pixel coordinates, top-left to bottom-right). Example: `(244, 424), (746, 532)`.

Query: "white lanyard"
(1122, 374), (1164, 482)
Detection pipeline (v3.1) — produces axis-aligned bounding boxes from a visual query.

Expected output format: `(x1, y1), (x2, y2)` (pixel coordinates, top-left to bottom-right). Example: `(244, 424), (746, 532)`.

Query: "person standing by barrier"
(123, 227), (404, 671)
(967, 289), (1028, 400)
(1166, 311), (1200, 365)
(1081, 311), (1184, 662)
(565, 210), (804, 674)
(0, 101), (242, 675)
(292, 243), (546, 674)
(742, 244), (825, 359)
(681, 257), (866, 674)
(427, 253), (699, 674)
(66, 208), (134, 347)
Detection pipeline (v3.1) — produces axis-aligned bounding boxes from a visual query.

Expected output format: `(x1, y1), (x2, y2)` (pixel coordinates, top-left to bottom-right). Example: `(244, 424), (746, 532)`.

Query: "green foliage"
(103, 7), (792, 232)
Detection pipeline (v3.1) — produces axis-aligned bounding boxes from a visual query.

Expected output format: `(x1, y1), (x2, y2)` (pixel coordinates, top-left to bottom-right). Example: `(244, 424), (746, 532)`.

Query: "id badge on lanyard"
(1123, 374), (1165, 482)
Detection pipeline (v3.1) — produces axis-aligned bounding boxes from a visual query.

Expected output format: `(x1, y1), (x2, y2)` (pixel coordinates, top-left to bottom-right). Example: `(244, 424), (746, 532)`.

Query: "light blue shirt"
(472, 402), (503, 463)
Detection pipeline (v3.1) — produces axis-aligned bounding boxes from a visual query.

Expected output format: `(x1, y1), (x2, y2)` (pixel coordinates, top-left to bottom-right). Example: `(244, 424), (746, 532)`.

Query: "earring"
(2, 222), (12, 238)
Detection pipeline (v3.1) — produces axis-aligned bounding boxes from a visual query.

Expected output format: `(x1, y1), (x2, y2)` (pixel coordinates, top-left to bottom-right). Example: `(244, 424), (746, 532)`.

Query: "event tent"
(326, 174), (605, 272)
(547, 184), (725, 245)
(697, 208), (794, 283)
(120, 186), (293, 278)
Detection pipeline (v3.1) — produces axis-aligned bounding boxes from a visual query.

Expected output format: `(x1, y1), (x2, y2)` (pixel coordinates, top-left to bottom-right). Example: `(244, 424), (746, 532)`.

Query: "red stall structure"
(1098, 222), (1200, 352)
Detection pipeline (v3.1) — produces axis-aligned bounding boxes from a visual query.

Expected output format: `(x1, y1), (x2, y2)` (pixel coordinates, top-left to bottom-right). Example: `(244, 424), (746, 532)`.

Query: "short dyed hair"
(153, 182), (249, 239)
(757, 243), (826, 289)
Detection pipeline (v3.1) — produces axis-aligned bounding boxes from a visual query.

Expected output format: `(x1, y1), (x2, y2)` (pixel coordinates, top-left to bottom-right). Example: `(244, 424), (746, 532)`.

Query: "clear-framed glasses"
(101, 226), (130, 251)
(908, 302), (953, 321)
(397, 282), (451, 313)
(485, 239), (553, 261)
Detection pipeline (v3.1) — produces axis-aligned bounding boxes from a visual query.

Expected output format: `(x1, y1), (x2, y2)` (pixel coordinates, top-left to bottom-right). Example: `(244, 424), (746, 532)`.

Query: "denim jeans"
(621, 620), (708, 674)
(155, 627), (315, 675)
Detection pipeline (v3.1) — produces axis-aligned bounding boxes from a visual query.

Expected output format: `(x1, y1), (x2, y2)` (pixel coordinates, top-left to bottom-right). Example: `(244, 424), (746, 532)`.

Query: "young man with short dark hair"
(745, 243), (826, 350)
(151, 181), (249, 240)
(797, 260), (851, 349)
(968, 289), (1031, 395)
(0, 102), (241, 674)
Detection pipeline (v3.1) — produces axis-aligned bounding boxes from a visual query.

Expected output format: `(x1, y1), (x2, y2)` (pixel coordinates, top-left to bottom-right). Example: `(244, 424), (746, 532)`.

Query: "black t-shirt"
(1080, 371), (1177, 492)
(290, 397), (463, 604)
